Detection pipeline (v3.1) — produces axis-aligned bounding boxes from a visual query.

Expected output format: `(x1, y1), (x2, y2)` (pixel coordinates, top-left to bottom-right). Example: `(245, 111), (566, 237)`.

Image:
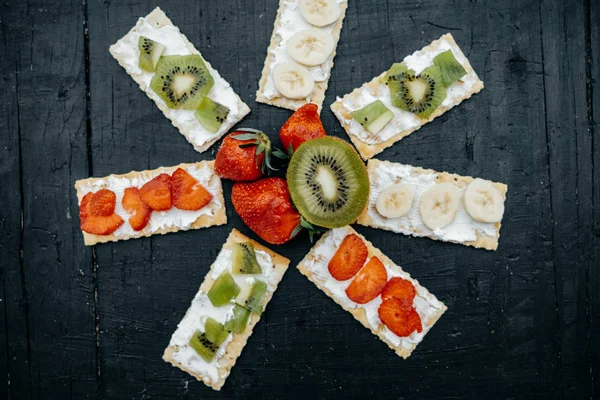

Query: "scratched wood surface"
(0, 0), (598, 398)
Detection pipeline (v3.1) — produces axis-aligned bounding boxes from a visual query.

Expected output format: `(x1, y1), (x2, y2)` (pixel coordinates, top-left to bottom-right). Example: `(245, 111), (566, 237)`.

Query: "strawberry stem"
(233, 128), (286, 175)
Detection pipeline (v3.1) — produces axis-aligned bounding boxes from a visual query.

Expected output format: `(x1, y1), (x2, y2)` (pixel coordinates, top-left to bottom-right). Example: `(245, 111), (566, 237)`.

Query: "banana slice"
(463, 179), (504, 223)
(375, 183), (414, 218)
(299, 0), (341, 27)
(272, 62), (315, 99)
(419, 182), (461, 230)
(287, 28), (335, 67)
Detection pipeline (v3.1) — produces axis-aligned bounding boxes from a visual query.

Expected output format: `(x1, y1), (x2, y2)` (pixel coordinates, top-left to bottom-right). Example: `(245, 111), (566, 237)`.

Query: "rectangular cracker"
(256, 0), (348, 111)
(163, 229), (290, 390)
(331, 33), (484, 160)
(109, 7), (251, 153)
(74, 160), (226, 246)
(358, 159), (508, 250)
(297, 226), (447, 359)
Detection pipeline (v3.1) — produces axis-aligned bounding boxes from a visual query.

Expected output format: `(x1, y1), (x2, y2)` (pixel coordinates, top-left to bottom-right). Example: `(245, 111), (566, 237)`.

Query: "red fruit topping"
(171, 168), (213, 211)
(122, 187), (152, 231)
(79, 192), (124, 235)
(345, 256), (388, 304)
(279, 103), (326, 152)
(328, 234), (368, 281)
(90, 189), (117, 216)
(215, 130), (279, 181)
(140, 173), (172, 211)
(381, 277), (417, 303)
(378, 297), (423, 337)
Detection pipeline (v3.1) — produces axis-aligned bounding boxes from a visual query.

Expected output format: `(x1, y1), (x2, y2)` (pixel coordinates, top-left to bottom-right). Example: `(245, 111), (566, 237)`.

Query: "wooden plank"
(6, 0), (98, 397)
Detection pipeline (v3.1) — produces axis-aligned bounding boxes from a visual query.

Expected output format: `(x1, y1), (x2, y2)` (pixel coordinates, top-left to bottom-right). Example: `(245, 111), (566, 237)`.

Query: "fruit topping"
(299, 0), (341, 27)
(351, 100), (394, 136)
(375, 183), (415, 219)
(378, 297), (423, 337)
(287, 137), (369, 228)
(328, 234), (368, 281)
(279, 103), (326, 153)
(139, 173), (172, 211)
(287, 28), (334, 67)
(345, 256), (387, 304)
(138, 36), (166, 72)
(463, 179), (504, 223)
(433, 50), (467, 88)
(194, 97), (230, 133)
(272, 62), (315, 99)
(189, 318), (229, 362)
(122, 187), (152, 231)
(236, 279), (267, 315)
(90, 189), (117, 217)
(224, 304), (251, 334)
(381, 277), (417, 303)
(207, 271), (240, 307)
(419, 182), (461, 230)
(79, 191), (124, 235)
(171, 168), (213, 211)
(232, 242), (262, 274)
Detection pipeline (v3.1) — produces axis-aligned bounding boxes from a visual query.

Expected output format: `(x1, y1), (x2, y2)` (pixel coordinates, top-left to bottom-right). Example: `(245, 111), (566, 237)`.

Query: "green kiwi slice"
(195, 97), (230, 133)
(224, 304), (251, 333)
(236, 279), (267, 315)
(207, 271), (240, 306)
(287, 137), (369, 228)
(188, 318), (229, 362)
(232, 243), (262, 274)
(138, 36), (166, 72)
(386, 62), (446, 118)
(351, 100), (394, 136)
(433, 50), (467, 88)
(149, 55), (214, 110)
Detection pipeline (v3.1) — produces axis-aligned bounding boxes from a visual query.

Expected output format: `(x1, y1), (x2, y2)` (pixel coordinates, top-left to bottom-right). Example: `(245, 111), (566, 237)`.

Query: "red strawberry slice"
(79, 192), (124, 235)
(171, 168), (213, 211)
(122, 187), (152, 231)
(90, 189), (117, 216)
(381, 277), (417, 303)
(140, 173), (172, 211)
(345, 256), (387, 304)
(328, 234), (368, 281)
(378, 297), (423, 337)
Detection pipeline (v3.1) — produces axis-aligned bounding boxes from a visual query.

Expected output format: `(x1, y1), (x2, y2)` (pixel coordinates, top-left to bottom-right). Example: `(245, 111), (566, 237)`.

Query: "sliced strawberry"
(345, 256), (387, 304)
(122, 187), (152, 231)
(171, 168), (213, 211)
(328, 234), (368, 281)
(140, 173), (172, 211)
(91, 189), (116, 216)
(79, 192), (124, 235)
(381, 277), (417, 302)
(378, 297), (423, 337)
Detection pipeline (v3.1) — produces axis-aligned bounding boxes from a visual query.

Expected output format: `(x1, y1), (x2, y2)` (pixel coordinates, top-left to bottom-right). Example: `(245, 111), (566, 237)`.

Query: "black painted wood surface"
(0, 0), (598, 398)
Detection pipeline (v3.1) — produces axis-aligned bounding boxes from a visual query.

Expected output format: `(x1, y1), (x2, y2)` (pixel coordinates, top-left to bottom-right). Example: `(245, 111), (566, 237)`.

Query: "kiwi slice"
(194, 97), (230, 133)
(386, 62), (446, 118)
(287, 137), (369, 228)
(232, 242), (262, 274)
(433, 50), (467, 88)
(188, 318), (229, 362)
(236, 279), (267, 315)
(224, 304), (251, 334)
(138, 36), (166, 72)
(351, 100), (394, 136)
(149, 55), (214, 110)
(207, 271), (240, 306)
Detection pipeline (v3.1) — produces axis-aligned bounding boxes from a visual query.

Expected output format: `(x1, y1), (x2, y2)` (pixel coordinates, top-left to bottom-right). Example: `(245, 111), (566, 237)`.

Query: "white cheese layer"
(110, 16), (245, 151)
(366, 161), (499, 243)
(303, 227), (445, 349)
(262, 0), (345, 100)
(79, 163), (222, 237)
(169, 247), (275, 383)
(335, 36), (481, 145)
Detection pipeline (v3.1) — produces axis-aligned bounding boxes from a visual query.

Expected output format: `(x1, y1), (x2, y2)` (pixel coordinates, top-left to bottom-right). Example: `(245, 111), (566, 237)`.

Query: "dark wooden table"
(1, 0), (598, 398)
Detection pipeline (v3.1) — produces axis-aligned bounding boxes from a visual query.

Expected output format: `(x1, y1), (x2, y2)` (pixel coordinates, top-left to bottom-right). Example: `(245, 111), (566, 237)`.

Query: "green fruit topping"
(204, 317), (229, 345)
(232, 242), (262, 274)
(138, 36), (166, 72)
(195, 97), (230, 133)
(433, 50), (467, 88)
(351, 100), (394, 136)
(207, 271), (240, 306)
(224, 304), (251, 334)
(236, 279), (268, 315)
(188, 318), (229, 362)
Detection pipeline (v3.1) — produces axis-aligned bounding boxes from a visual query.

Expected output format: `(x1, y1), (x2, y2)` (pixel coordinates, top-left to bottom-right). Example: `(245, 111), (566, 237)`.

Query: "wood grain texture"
(0, 0), (597, 398)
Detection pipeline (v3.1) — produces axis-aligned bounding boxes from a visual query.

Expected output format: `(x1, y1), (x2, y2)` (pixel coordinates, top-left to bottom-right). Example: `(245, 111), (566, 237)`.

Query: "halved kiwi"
(287, 137), (369, 228)
(149, 55), (214, 110)
(195, 97), (230, 133)
(138, 36), (166, 72)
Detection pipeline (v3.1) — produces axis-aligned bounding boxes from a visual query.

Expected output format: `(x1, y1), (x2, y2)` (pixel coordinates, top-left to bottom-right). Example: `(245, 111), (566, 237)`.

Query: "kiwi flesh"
(149, 55), (214, 110)
(189, 318), (229, 362)
(138, 36), (166, 72)
(207, 271), (240, 306)
(351, 100), (394, 136)
(195, 97), (230, 133)
(287, 137), (369, 228)
(224, 304), (251, 333)
(236, 279), (267, 315)
(433, 50), (467, 88)
(232, 242), (262, 274)
(386, 62), (446, 118)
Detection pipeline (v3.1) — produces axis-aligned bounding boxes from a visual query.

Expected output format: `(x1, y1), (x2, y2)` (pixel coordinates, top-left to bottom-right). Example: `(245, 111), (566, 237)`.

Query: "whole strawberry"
(279, 103), (326, 153)
(215, 129), (280, 181)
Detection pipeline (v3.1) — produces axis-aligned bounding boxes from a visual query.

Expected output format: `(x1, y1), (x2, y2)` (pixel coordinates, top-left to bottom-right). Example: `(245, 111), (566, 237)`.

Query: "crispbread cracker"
(331, 33), (484, 159)
(358, 159), (507, 250)
(256, 0), (348, 112)
(297, 226), (447, 359)
(163, 229), (290, 390)
(109, 7), (250, 153)
(74, 161), (226, 246)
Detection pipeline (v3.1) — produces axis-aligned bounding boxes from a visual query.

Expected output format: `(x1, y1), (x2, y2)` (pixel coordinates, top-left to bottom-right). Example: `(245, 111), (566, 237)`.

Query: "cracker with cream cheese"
(109, 7), (250, 153)
(331, 33), (484, 160)
(163, 229), (290, 390)
(74, 161), (226, 246)
(297, 226), (447, 359)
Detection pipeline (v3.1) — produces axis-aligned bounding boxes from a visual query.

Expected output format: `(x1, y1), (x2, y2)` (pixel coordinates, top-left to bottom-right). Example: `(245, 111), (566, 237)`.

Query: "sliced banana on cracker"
(299, 0), (341, 27)
(272, 62), (315, 99)
(419, 182), (461, 230)
(463, 179), (504, 223)
(287, 28), (335, 66)
(376, 183), (414, 218)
